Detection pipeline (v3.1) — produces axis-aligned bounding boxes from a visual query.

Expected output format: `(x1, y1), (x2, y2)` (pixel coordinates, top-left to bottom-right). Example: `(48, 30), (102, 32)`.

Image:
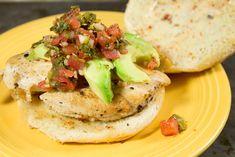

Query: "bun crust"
(125, 0), (235, 73)
(17, 88), (165, 143)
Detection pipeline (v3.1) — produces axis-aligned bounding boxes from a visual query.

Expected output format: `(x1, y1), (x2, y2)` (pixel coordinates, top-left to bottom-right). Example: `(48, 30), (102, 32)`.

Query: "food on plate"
(160, 114), (187, 136)
(125, 0), (235, 73)
(1, 6), (170, 143)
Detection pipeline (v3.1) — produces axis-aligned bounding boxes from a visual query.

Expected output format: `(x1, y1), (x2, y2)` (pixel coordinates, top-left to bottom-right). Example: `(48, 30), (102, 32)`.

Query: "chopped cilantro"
(80, 44), (96, 57)
(78, 12), (97, 27)
(50, 21), (69, 33)
(31, 40), (43, 48)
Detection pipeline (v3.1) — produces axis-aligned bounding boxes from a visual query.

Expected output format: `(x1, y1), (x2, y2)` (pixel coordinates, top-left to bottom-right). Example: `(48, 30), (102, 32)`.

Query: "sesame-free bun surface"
(125, 0), (235, 73)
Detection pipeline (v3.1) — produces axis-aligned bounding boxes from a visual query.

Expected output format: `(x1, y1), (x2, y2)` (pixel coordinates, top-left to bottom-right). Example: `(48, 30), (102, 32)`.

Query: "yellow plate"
(0, 12), (231, 157)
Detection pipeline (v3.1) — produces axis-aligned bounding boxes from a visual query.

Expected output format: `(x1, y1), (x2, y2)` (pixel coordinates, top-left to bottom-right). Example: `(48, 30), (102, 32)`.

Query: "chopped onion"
(89, 39), (94, 47)
(79, 35), (89, 44)
(73, 71), (78, 79)
(64, 59), (68, 66)
(69, 31), (75, 38)
(78, 69), (84, 76)
(93, 23), (105, 31)
(60, 41), (68, 47)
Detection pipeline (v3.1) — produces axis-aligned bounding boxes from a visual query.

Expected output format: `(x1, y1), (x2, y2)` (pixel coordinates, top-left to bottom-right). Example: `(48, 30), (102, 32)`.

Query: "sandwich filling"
(2, 6), (170, 123)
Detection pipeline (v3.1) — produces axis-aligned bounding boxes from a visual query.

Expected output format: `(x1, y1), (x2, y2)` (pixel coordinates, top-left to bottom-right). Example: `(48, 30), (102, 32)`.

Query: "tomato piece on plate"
(160, 117), (179, 136)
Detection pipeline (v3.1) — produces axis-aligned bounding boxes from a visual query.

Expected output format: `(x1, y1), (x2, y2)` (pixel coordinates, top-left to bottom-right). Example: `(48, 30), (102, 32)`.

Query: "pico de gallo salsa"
(160, 114), (187, 136)
(27, 6), (158, 92)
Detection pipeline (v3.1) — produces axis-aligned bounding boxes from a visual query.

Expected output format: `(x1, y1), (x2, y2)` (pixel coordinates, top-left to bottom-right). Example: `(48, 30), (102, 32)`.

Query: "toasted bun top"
(125, 0), (235, 73)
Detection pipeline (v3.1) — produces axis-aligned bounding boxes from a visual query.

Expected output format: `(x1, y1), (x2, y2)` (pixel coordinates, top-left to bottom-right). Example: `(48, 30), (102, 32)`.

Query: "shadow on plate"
(0, 83), (13, 105)
(126, 71), (207, 142)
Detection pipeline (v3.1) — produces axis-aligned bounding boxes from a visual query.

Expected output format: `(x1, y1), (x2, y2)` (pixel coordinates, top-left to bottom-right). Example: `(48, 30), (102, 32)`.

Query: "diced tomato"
(96, 31), (110, 47)
(96, 30), (117, 50)
(78, 28), (95, 39)
(58, 68), (74, 77)
(120, 49), (128, 54)
(78, 51), (85, 59)
(160, 117), (179, 136)
(69, 17), (80, 30)
(37, 80), (52, 92)
(106, 24), (122, 38)
(56, 76), (75, 91)
(147, 59), (158, 70)
(51, 35), (66, 46)
(62, 44), (78, 54)
(102, 49), (120, 59)
(68, 55), (85, 70)
(75, 35), (80, 46)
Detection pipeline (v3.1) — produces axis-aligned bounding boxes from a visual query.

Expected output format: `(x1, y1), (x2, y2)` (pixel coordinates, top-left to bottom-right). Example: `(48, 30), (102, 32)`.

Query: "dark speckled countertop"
(0, 1), (234, 156)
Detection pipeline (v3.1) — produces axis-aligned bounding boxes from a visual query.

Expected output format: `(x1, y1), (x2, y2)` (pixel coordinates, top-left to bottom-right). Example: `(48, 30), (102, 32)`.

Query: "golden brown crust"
(125, 0), (235, 73)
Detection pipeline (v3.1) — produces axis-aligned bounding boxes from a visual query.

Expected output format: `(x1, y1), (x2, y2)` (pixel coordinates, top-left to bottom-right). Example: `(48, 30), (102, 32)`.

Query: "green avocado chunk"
(112, 33), (160, 83)
(27, 43), (49, 61)
(84, 59), (114, 104)
(113, 53), (150, 83)
(124, 32), (160, 67)
(171, 114), (187, 132)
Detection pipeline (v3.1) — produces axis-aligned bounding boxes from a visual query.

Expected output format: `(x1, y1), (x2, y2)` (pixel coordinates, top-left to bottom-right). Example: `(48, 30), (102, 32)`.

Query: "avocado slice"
(84, 59), (114, 104)
(113, 33), (159, 83)
(27, 43), (49, 61)
(113, 54), (150, 83)
(124, 32), (160, 67)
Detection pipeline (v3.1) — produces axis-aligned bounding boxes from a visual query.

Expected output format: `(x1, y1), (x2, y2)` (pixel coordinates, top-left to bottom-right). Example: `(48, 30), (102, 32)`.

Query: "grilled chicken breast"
(2, 53), (170, 122)
(40, 70), (170, 122)
(2, 53), (51, 101)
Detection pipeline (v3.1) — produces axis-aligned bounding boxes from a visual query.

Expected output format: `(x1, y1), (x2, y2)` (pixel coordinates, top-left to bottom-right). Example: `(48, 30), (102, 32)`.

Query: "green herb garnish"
(31, 39), (43, 48)
(78, 12), (97, 27)
(50, 21), (69, 33)
(80, 44), (96, 57)
(171, 114), (187, 132)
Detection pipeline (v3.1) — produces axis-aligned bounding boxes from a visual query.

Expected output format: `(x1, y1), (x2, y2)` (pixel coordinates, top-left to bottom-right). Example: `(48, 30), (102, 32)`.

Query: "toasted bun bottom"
(17, 88), (165, 143)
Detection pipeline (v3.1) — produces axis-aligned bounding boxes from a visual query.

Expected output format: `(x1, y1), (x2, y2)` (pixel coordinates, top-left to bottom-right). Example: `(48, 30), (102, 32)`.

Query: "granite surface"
(0, 2), (234, 156)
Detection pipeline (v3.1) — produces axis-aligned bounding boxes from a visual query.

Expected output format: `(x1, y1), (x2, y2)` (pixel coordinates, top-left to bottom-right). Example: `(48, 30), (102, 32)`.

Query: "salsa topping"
(26, 6), (160, 102)
(29, 6), (129, 92)
(160, 114), (187, 136)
